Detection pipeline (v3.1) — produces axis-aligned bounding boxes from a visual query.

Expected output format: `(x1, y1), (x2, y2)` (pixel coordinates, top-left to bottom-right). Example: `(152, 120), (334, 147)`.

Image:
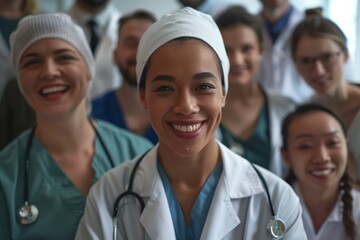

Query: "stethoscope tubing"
(23, 127), (36, 205)
(20, 119), (115, 224)
(112, 149), (285, 239)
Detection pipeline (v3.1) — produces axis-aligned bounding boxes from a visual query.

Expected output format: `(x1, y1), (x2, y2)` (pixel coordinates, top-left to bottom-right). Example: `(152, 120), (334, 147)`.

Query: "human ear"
(221, 95), (226, 107)
(281, 148), (291, 167)
(139, 89), (148, 110)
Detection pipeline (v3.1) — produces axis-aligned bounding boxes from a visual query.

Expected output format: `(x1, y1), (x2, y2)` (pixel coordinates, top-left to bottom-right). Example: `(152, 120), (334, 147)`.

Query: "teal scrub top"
(0, 120), (153, 240)
(219, 104), (271, 169)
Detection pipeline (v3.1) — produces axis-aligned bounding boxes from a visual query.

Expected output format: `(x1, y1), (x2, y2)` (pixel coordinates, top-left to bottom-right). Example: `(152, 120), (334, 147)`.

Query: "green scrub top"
(219, 104), (271, 169)
(0, 120), (153, 240)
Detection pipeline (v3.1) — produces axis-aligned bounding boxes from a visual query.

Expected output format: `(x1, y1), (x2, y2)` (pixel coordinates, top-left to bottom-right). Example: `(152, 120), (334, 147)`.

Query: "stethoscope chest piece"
(18, 202), (39, 225)
(267, 216), (286, 239)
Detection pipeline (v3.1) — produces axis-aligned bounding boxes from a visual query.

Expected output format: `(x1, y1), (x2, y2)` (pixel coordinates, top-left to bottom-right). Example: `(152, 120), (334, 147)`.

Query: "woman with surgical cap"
(0, 13), (152, 239)
(76, 7), (306, 239)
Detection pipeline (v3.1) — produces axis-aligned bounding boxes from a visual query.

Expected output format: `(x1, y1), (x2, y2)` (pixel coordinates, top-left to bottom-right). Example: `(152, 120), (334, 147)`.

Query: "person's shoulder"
(266, 89), (297, 109)
(95, 119), (153, 147)
(91, 90), (117, 114)
(351, 187), (360, 202)
(90, 153), (144, 198)
(0, 130), (31, 156)
(92, 90), (116, 105)
(0, 130), (31, 173)
(254, 165), (289, 187)
(350, 188), (360, 223)
(257, 165), (300, 204)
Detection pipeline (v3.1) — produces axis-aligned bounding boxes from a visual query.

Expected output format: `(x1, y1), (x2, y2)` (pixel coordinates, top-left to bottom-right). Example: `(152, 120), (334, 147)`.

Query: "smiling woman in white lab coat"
(76, 7), (306, 240)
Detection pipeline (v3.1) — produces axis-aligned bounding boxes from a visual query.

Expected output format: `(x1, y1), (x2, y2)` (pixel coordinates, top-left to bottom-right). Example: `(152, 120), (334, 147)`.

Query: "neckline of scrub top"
(219, 102), (271, 169)
(157, 160), (223, 240)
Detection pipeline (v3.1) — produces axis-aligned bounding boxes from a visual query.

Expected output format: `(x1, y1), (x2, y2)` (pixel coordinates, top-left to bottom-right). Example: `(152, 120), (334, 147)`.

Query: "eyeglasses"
(295, 51), (342, 70)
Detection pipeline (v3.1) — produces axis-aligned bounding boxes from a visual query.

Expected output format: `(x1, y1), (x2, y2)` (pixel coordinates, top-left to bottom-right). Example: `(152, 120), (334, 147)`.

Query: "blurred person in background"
(91, 10), (158, 144)
(0, 0), (38, 150)
(215, 6), (296, 178)
(290, 14), (360, 186)
(67, 0), (121, 99)
(256, 0), (314, 103)
(0, 0), (38, 99)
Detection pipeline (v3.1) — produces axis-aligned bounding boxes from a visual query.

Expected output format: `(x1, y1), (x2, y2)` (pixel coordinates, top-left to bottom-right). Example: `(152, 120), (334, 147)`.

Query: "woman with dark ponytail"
(281, 103), (359, 240)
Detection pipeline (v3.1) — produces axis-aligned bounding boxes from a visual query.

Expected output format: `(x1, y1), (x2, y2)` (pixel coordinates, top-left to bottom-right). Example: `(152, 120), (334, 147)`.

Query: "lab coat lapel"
(140, 177), (176, 240)
(200, 143), (263, 239)
(200, 176), (240, 239)
(138, 147), (176, 240)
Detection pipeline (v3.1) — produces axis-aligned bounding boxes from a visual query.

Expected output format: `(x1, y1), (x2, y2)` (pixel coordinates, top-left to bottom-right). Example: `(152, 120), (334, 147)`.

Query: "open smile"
(172, 123), (202, 132)
(309, 167), (335, 177)
(39, 85), (69, 96)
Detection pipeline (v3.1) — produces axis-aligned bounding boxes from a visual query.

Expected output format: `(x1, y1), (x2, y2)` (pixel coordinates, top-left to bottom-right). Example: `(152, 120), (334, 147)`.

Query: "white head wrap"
(136, 7), (229, 94)
(10, 13), (95, 87)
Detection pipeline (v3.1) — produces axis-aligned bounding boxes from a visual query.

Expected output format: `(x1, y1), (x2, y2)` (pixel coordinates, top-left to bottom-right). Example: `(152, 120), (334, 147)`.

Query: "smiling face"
(140, 39), (225, 157)
(18, 38), (91, 120)
(114, 18), (154, 86)
(282, 111), (347, 192)
(221, 24), (262, 87)
(294, 36), (348, 97)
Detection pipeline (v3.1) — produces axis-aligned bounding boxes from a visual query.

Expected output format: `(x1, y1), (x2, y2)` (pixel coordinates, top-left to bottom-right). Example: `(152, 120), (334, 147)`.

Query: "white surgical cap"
(10, 13), (95, 93)
(136, 7), (229, 94)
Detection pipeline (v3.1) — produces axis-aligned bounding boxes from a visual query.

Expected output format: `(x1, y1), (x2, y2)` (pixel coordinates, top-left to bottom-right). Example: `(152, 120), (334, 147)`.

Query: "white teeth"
(311, 169), (332, 176)
(173, 123), (201, 132)
(41, 86), (67, 95)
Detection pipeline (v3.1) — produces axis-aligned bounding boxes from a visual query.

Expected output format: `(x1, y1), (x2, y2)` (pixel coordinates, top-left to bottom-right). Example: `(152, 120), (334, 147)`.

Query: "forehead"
(295, 36), (341, 56)
(288, 111), (343, 137)
(221, 25), (259, 43)
(120, 18), (154, 36)
(147, 38), (220, 74)
(22, 38), (78, 56)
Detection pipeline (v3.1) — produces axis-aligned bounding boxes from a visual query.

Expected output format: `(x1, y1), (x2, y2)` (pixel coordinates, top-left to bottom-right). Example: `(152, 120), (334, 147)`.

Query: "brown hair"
(118, 10), (156, 34)
(290, 15), (347, 60)
(215, 5), (264, 48)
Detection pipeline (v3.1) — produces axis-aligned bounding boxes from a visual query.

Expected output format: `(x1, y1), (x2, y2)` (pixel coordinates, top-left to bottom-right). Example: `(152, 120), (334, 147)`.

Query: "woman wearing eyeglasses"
(290, 15), (360, 185)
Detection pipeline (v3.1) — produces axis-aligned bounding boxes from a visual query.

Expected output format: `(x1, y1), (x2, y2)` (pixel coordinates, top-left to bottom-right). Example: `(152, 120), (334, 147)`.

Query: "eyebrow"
(151, 72), (216, 83)
(193, 72), (216, 80)
(22, 48), (75, 58)
(294, 130), (341, 140)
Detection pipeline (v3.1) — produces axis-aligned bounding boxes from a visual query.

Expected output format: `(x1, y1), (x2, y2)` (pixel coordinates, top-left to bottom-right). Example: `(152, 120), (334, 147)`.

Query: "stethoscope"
(18, 120), (115, 225)
(112, 151), (286, 239)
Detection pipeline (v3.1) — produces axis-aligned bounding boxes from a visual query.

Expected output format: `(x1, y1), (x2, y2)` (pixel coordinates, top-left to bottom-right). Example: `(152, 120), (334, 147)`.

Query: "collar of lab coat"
(136, 141), (264, 239)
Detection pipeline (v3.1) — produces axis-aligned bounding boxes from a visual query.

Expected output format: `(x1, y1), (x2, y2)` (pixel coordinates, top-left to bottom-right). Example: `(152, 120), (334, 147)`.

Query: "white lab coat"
(68, 4), (121, 99)
(216, 90), (297, 178)
(293, 183), (360, 240)
(257, 7), (314, 104)
(76, 142), (306, 240)
(347, 108), (360, 182)
(0, 34), (16, 100)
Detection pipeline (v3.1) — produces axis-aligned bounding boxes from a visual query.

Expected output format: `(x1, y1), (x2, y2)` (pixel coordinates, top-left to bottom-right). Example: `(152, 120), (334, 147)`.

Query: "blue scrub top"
(158, 161), (222, 239)
(91, 90), (158, 144)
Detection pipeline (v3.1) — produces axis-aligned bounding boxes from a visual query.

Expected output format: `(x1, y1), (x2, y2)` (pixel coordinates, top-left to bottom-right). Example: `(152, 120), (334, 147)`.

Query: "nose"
(40, 59), (60, 80)
(173, 90), (199, 115)
(313, 144), (331, 163)
(231, 50), (245, 66)
(312, 60), (326, 77)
